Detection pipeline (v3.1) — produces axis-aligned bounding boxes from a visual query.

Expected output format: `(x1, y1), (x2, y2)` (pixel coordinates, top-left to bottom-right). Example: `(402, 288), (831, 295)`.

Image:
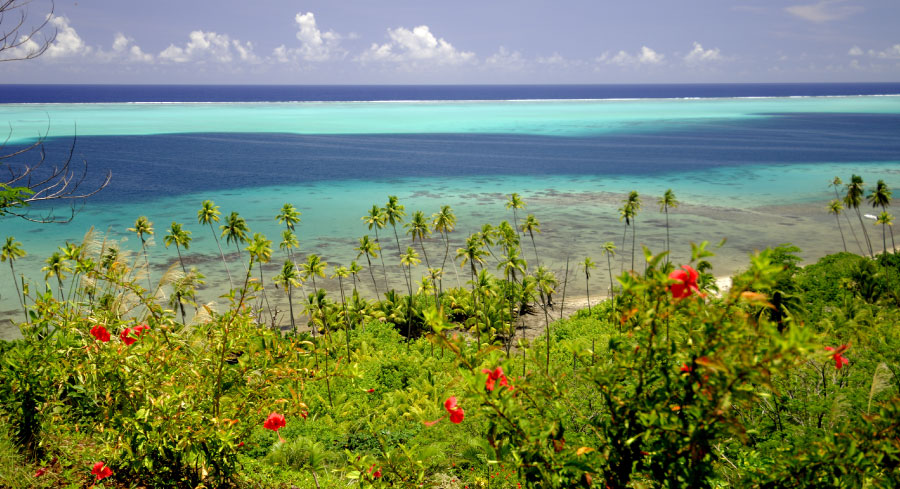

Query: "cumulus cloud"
(485, 46), (527, 71)
(868, 44), (900, 59)
(359, 25), (475, 65)
(599, 46), (664, 66)
(848, 46), (864, 56)
(10, 15), (91, 59)
(110, 33), (153, 63)
(785, 0), (863, 23)
(684, 42), (722, 64)
(272, 11), (344, 63)
(159, 30), (258, 64)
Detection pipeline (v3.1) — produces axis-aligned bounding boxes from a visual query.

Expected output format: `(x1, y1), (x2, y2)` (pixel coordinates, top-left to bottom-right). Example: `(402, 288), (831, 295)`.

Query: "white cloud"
(485, 46), (527, 71)
(159, 30), (258, 64)
(45, 15), (90, 58)
(848, 46), (863, 56)
(271, 11), (344, 63)
(785, 0), (862, 23)
(293, 12), (343, 61)
(110, 33), (153, 63)
(599, 46), (664, 66)
(684, 42), (722, 64)
(359, 25), (475, 65)
(869, 44), (900, 59)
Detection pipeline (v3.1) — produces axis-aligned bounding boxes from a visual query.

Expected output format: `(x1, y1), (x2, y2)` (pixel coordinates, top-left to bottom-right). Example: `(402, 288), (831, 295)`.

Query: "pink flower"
(481, 367), (511, 392)
(825, 345), (850, 369)
(90, 325), (110, 343)
(91, 461), (112, 481)
(669, 265), (700, 299)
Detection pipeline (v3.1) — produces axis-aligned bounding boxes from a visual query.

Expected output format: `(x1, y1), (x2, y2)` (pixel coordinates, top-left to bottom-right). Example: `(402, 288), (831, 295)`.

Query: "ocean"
(1, 83), (899, 337)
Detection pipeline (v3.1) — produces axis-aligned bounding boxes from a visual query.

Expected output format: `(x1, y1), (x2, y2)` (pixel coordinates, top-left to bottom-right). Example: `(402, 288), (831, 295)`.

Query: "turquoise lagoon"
(1, 95), (899, 337)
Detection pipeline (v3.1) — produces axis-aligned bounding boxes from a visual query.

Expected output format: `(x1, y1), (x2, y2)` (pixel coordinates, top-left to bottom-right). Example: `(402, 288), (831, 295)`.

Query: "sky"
(2, 0), (899, 84)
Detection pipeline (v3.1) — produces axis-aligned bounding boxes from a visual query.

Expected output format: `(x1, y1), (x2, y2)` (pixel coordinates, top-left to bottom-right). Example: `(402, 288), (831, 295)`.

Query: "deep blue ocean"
(3, 82), (900, 103)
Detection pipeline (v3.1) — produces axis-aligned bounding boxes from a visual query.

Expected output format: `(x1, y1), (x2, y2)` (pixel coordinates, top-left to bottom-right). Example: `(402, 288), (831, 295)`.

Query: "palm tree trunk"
(606, 253), (616, 320)
(209, 222), (234, 290)
(620, 224), (628, 274)
(374, 228), (389, 291)
(585, 274), (591, 311)
(141, 238), (152, 290)
(365, 255), (380, 299)
(664, 207), (671, 265)
(855, 208), (874, 257)
(559, 256), (569, 321)
(287, 285), (296, 334)
(418, 238), (431, 270)
(834, 213), (847, 252)
(834, 187), (865, 255)
(175, 245), (187, 274)
(391, 224), (411, 296)
(337, 275), (351, 360)
(631, 218), (637, 272)
(528, 231), (540, 268)
(9, 262), (26, 323)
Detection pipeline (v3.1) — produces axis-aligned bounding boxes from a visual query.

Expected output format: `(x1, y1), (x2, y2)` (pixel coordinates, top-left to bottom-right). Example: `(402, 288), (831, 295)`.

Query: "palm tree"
(246, 233), (273, 324)
(506, 193), (526, 243)
(128, 216), (154, 289)
(163, 221), (192, 274)
(362, 204), (389, 290)
(658, 189), (678, 264)
(280, 229), (299, 261)
(497, 245), (527, 354)
(457, 233), (488, 285)
(384, 196), (408, 290)
(349, 260), (363, 294)
(300, 254), (328, 297)
(845, 175), (873, 257)
(828, 200), (848, 253)
(626, 191), (641, 271)
(876, 212), (894, 256)
(521, 214), (542, 268)
(273, 259), (301, 333)
(534, 265), (557, 374)
(868, 180), (892, 253)
(221, 211), (250, 268)
(331, 265), (353, 359)
(400, 246), (421, 352)
(355, 235), (381, 299)
(601, 241), (617, 313)
(198, 200), (234, 290)
(42, 251), (71, 301)
(406, 210), (432, 269)
(830, 177), (864, 255)
(276, 203), (302, 231)
(582, 257), (596, 311)
(2, 236), (26, 321)
(431, 205), (460, 290)
(618, 203), (633, 273)
(169, 267), (205, 326)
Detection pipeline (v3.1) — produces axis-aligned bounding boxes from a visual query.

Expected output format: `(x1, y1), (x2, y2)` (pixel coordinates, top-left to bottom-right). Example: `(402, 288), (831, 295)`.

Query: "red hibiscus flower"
(120, 324), (150, 345)
(263, 412), (286, 431)
(669, 265), (701, 300)
(680, 363), (692, 373)
(824, 345), (850, 369)
(481, 367), (511, 392)
(444, 396), (465, 424)
(120, 328), (136, 345)
(366, 388), (375, 393)
(91, 461), (113, 481)
(34, 467), (48, 477)
(90, 325), (110, 343)
(425, 397), (465, 426)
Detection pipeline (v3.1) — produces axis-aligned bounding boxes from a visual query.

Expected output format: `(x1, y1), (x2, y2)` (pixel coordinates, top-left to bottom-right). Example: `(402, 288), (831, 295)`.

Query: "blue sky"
(3, 0), (899, 84)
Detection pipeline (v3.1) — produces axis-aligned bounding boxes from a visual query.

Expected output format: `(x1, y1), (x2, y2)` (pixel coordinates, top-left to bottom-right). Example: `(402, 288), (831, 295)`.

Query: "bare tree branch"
(0, 0), (56, 62)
